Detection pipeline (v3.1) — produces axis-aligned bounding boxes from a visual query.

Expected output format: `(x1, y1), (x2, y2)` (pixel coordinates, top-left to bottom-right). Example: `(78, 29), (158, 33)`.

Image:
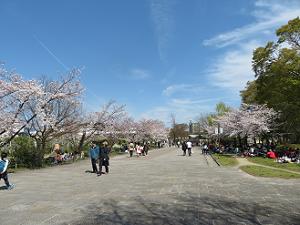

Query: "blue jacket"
(0, 159), (9, 173)
(89, 146), (99, 159)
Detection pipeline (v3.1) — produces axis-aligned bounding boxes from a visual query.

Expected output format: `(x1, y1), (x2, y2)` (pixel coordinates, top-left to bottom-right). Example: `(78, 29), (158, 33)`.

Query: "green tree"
(11, 136), (43, 168)
(240, 81), (258, 104)
(169, 124), (189, 143)
(241, 17), (300, 142)
(216, 102), (231, 116)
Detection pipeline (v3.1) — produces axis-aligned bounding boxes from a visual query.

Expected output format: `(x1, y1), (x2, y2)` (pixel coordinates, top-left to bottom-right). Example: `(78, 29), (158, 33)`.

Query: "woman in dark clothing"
(182, 142), (187, 156)
(143, 143), (149, 156)
(98, 141), (110, 176)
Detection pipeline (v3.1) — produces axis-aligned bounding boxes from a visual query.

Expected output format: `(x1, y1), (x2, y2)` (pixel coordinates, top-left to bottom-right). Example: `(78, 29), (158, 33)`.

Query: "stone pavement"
(0, 147), (299, 225)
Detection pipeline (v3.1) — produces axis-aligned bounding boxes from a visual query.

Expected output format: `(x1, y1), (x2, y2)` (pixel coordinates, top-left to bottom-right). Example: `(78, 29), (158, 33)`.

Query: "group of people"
(180, 140), (193, 156)
(89, 141), (110, 176)
(128, 142), (150, 157)
(275, 148), (300, 163)
(52, 144), (84, 164)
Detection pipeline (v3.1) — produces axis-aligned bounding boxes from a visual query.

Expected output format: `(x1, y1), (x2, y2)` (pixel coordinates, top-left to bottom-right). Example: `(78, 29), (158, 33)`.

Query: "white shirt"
(186, 141), (192, 148)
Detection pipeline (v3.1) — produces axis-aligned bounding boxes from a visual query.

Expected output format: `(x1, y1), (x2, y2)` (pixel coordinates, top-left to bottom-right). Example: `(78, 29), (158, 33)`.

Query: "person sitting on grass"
(266, 149), (276, 159)
(0, 152), (14, 190)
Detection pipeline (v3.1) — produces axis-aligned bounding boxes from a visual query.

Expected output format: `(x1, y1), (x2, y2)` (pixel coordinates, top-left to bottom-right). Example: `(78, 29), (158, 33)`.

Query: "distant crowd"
(127, 142), (150, 157)
(176, 141), (300, 164)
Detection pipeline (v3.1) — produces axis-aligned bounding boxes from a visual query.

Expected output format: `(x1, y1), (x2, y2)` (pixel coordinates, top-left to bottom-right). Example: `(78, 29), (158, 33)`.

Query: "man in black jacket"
(182, 142), (187, 156)
(98, 141), (110, 176)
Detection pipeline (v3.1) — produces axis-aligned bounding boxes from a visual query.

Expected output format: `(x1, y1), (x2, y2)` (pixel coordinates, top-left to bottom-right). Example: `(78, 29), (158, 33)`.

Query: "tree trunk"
(35, 137), (47, 168)
(244, 135), (248, 149)
(238, 135), (242, 150)
(77, 131), (86, 153)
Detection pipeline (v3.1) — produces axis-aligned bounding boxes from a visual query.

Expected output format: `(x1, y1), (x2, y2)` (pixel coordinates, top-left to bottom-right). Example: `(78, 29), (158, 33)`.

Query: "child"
(0, 152), (14, 190)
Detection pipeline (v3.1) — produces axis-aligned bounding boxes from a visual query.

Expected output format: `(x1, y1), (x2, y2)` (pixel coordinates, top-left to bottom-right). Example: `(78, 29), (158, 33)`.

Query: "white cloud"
(203, 0), (300, 47)
(143, 0), (300, 124)
(170, 97), (227, 106)
(207, 41), (261, 91)
(150, 0), (175, 63)
(162, 84), (192, 96)
(129, 69), (151, 80)
(204, 0), (300, 93)
(162, 83), (211, 97)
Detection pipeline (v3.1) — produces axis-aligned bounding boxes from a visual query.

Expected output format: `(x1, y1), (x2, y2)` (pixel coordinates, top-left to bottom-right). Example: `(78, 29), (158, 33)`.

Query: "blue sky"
(0, 0), (299, 125)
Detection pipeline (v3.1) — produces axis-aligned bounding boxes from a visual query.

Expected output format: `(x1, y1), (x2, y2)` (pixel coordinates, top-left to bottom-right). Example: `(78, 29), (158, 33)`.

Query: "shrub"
(11, 136), (44, 168)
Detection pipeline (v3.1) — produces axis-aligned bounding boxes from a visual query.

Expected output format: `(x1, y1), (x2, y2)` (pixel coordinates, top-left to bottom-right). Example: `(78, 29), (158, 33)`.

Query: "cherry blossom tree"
(0, 64), (43, 145)
(68, 100), (126, 152)
(200, 104), (278, 147)
(1, 62), (168, 153)
(216, 104), (278, 144)
(0, 65), (84, 147)
(133, 119), (168, 143)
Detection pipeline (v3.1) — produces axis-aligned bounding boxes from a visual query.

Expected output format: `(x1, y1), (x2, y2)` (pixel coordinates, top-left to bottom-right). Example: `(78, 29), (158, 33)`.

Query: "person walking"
(136, 143), (142, 156)
(98, 141), (110, 176)
(186, 140), (193, 156)
(182, 141), (187, 156)
(89, 142), (99, 173)
(129, 142), (135, 157)
(203, 143), (208, 154)
(0, 152), (14, 190)
(143, 142), (149, 156)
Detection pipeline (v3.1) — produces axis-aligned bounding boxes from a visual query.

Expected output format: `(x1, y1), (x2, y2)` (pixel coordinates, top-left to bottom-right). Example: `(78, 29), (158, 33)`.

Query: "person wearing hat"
(98, 141), (110, 176)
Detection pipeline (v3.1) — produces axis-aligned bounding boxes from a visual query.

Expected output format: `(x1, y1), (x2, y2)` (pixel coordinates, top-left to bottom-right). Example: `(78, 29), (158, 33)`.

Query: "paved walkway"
(1, 147), (300, 225)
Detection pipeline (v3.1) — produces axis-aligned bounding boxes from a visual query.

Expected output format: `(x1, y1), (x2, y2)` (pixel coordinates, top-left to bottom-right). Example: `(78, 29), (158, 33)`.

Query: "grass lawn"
(248, 157), (300, 173)
(240, 165), (300, 179)
(214, 154), (238, 166)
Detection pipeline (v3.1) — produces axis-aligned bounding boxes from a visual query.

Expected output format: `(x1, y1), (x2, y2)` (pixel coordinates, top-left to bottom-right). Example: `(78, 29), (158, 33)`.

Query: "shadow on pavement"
(69, 194), (299, 225)
(0, 185), (7, 190)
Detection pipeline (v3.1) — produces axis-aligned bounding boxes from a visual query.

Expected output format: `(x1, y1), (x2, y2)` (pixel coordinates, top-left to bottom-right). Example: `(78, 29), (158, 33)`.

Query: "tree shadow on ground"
(68, 194), (300, 225)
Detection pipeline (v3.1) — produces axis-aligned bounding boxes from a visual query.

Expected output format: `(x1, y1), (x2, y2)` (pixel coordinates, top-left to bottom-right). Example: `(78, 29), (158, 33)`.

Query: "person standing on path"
(98, 141), (110, 176)
(182, 141), (187, 156)
(203, 143), (208, 155)
(186, 140), (193, 156)
(129, 142), (135, 157)
(136, 143), (142, 156)
(143, 142), (149, 156)
(89, 142), (100, 173)
(0, 152), (14, 190)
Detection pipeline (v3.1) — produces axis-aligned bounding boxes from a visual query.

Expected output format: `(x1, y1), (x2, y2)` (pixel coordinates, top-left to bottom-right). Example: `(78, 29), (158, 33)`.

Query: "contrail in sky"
(33, 35), (69, 70)
(33, 35), (105, 111)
